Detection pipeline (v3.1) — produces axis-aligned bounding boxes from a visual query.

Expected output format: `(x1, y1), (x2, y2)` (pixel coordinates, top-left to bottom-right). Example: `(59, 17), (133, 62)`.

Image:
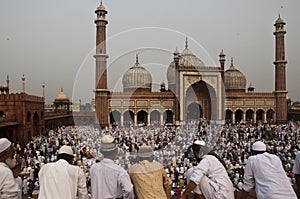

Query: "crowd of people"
(0, 120), (299, 198)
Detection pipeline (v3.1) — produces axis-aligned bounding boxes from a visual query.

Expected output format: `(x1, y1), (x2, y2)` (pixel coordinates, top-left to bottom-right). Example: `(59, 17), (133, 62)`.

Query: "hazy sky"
(1, 0), (299, 104)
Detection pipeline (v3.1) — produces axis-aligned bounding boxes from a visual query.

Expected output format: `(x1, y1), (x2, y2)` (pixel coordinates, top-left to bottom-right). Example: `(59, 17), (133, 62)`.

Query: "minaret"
(22, 74), (25, 93)
(219, 50), (226, 80)
(173, 47), (181, 125)
(273, 14), (288, 124)
(94, 1), (109, 128)
(6, 75), (9, 94)
(42, 82), (45, 98)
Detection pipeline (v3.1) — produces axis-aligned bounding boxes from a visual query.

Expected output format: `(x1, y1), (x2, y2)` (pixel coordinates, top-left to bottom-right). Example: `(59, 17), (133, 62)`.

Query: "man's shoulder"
(128, 161), (163, 173)
(0, 163), (13, 177)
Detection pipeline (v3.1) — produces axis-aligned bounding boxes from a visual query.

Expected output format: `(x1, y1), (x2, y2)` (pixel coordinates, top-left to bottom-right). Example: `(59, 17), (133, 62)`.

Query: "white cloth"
(38, 159), (88, 199)
(90, 158), (134, 199)
(243, 152), (297, 199)
(0, 162), (20, 199)
(293, 151), (300, 174)
(185, 167), (201, 194)
(190, 155), (234, 199)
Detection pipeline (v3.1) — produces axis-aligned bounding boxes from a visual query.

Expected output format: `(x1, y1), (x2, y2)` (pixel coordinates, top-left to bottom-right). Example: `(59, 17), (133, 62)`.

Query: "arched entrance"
(124, 110), (134, 125)
(137, 110), (147, 125)
(256, 109), (264, 122)
(110, 110), (121, 125)
(163, 110), (173, 124)
(185, 80), (217, 121)
(235, 109), (243, 123)
(267, 109), (275, 123)
(0, 111), (5, 117)
(187, 103), (202, 120)
(150, 110), (160, 125)
(33, 112), (39, 136)
(225, 109), (233, 123)
(246, 109), (254, 122)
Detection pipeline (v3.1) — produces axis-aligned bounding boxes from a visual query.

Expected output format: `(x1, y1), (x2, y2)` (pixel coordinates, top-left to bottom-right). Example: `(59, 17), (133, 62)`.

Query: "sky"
(0, 0), (300, 104)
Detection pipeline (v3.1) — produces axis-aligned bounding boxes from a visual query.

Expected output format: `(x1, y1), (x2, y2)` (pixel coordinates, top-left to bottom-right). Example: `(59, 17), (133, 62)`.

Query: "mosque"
(94, 2), (289, 127)
(0, 2), (297, 142)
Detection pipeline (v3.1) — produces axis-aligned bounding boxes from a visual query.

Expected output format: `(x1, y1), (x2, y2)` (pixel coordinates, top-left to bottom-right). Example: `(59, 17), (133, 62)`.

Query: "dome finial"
(185, 36), (188, 49)
(61, 88), (63, 92)
(231, 57), (234, 66)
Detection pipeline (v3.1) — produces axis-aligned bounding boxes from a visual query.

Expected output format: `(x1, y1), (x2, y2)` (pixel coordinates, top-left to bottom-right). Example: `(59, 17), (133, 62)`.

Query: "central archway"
(187, 103), (202, 120)
(185, 80), (217, 121)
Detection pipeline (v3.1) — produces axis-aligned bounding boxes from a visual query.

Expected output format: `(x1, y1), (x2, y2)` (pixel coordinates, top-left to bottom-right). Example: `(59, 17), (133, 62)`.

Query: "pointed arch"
(110, 110), (121, 125)
(137, 110), (147, 125)
(235, 109), (243, 123)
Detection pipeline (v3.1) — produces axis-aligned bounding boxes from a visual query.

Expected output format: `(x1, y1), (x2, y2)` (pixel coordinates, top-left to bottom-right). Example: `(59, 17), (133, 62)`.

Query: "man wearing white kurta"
(240, 141), (297, 199)
(38, 145), (88, 199)
(181, 140), (234, 199)
(90, 135), (134, 199)
(0, 138), (21, 199)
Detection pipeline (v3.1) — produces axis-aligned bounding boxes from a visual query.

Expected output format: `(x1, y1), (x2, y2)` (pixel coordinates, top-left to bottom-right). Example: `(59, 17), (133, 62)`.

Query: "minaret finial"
(100, 0), (103, 5)
(136, 53), (139, 64)
(185, 36), (188, 49)
(61, 88), (63, 92)
(231, 57), (234, 66)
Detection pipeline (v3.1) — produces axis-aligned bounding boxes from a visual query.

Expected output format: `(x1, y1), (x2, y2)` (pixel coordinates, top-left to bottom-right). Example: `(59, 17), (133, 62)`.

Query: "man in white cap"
(38, 145), (88, 199)
(181, 140), (234, 199)
(128, 145), (172, 199)
(240, 141), (297, 199)
(0, 138), (21, 199)
(90, 135), (134, 199)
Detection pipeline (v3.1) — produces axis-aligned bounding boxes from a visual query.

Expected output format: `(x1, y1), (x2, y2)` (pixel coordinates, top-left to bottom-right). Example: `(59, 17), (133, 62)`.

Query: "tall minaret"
(273, 15), (288, 124)
(6, 75), (9, 94)
(94, 1), (109, 128)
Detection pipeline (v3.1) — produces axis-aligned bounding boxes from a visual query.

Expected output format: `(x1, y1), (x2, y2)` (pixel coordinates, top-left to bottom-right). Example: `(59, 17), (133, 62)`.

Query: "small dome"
(224, 58), (246, 91)
(167, 41), (205, 87)
(55, 89), (69, 102)
(122, 55), (152, 92)
(275, 15), (285, 24)
(97, 2), (106, 11)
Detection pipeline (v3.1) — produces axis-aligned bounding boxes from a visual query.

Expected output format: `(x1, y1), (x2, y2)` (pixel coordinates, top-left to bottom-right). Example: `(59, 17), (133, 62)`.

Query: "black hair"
(191, 144), (201, 153)
(57, 153), (74, 164)
(251, 150), (266, 155)
(100, 149), (117, 158)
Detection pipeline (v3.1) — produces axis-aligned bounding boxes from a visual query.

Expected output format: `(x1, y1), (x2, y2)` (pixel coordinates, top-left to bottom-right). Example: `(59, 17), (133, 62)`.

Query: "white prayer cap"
(193, 140), (206, 146)
(138, 146), (154, 158)
(100, 135), (116, 151)
(252, 141), (266, 152)
(0, 138), (11, 153)
(59, 145), (74, 156)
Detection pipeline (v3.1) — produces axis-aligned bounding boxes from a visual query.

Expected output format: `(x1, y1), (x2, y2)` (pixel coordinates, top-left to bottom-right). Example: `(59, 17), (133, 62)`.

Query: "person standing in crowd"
(0, 138), (21, 199)
(181, 140), (234, 199)
(38, 145), (88, 199)
(90, 135), (134, 199)
(240, 141), (297, 199)
(128, 145), (172, 199)
(293, 151), (300, 198)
